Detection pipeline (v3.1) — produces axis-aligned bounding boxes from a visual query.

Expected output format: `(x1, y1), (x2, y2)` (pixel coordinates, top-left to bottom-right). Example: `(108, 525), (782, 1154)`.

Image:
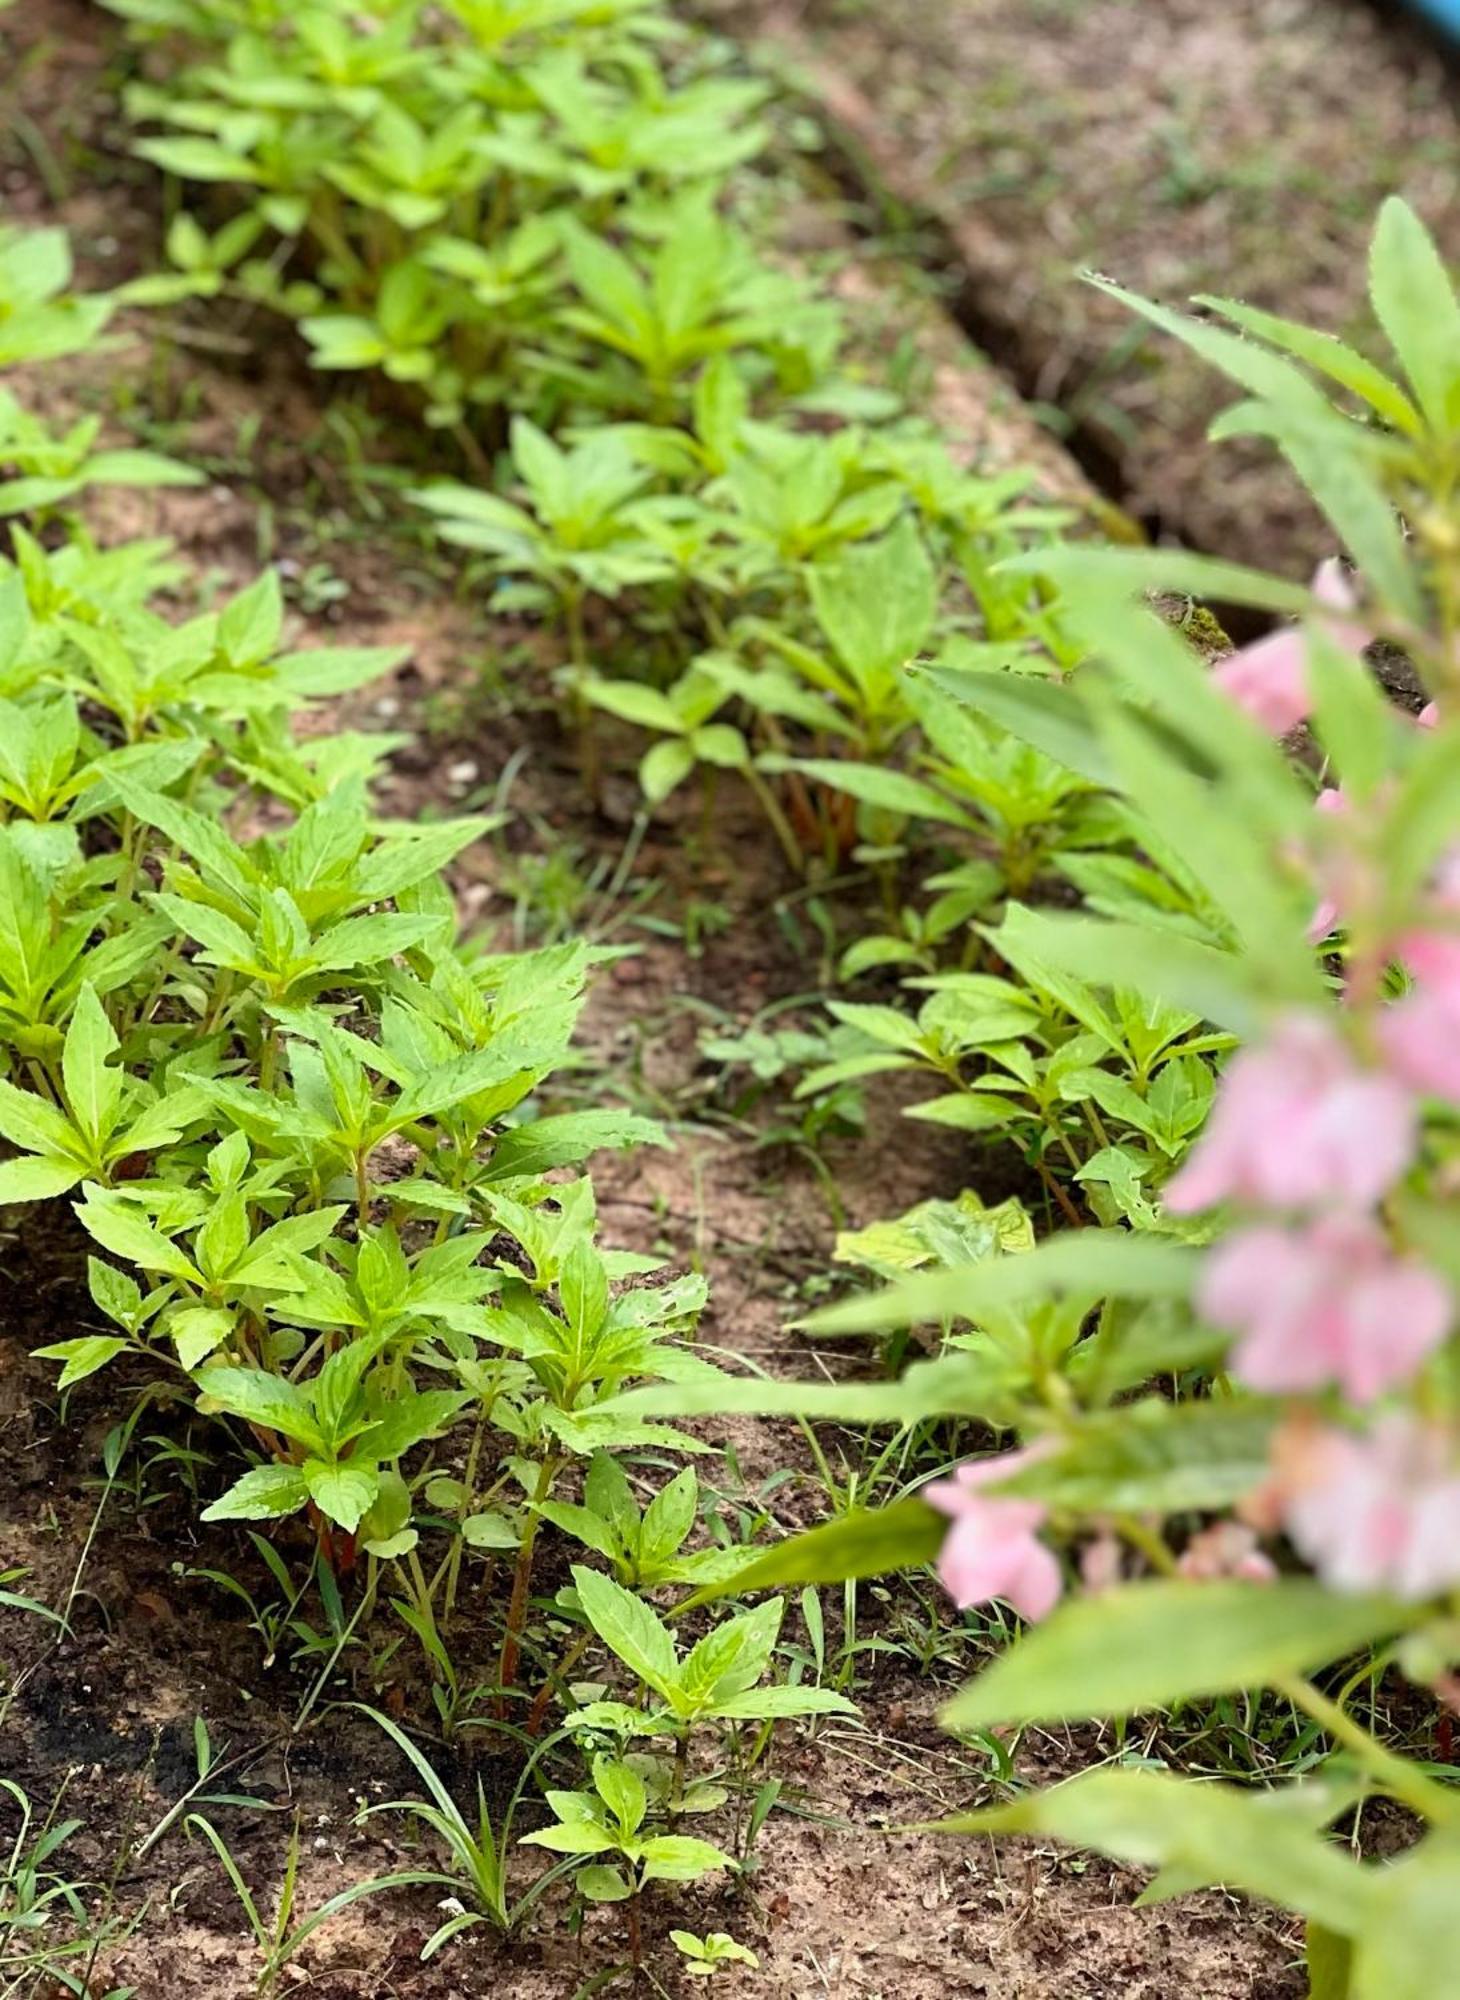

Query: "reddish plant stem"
(496, 1457), (556, 1710)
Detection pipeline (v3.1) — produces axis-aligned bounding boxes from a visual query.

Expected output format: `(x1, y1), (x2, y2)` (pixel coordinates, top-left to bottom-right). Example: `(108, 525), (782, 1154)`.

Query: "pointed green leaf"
(484, 1110), (662, 1182)
(1368, 197), (1460, 435)
(60, 985), (122, 1146)
(201, 1462), (311, 1522)
(34, 1335), (129, 1388)
(0, 1155), (83, 1203)
(711, 1685), (858, 1720)
(194, 1366), (327, 1452)
(0, 1077), (80, 1159)
(76, 1188), (201, 1283)
(685, 1498), (944, 1609)
(930, 1768), (1375, 1940)
(573, 1565), (679, 1700)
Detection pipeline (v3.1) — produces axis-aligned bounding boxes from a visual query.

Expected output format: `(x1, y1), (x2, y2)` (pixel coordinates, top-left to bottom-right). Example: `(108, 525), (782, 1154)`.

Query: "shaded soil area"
(0, 2), (1306, 1995)
(712, 0), (1460, 572)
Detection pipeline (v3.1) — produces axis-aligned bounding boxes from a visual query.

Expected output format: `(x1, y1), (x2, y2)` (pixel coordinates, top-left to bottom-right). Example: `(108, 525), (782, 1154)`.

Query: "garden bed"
(2, 0), (1451, 1996)
(709, 0), (1460, 572)
(0, 368), (1297, 1994)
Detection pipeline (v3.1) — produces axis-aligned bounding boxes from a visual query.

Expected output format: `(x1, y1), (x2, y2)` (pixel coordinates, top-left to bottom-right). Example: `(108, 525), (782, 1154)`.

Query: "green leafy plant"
(520, 1750), (730, 1909)
(569, 1567), (857, 1739)
(46, 0), (1460, 1985)
(0, 1779), (132, 1998)
(537, 1455), (752, 1593)
(105, 0), (1083, 898)
(670, 1928), (760, 1979)
(0, 225), (199, 513)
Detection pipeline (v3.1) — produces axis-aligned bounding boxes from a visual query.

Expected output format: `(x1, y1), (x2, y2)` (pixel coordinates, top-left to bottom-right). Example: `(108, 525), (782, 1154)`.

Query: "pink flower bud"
(1305, 785), (1357, 942)
(1079, 1532), (1124, 1593)
(1396, 850), (1460, 992)
(1176, 1521), (1276, 1584)
(1210, 561), (1369, 736)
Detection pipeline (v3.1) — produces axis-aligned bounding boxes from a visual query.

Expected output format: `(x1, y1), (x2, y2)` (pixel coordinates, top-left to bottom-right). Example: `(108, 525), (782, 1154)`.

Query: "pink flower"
(1198, 1214), (1452, 1402)
(1405, 937), (1460, 990)
(1278, 1416), (1460, 1601)
(1305, 790), (1460, 959)
(1381, 980), (1460, 1104)
(1164, 1012), (1417, 1214)
(1211, 561), (1368, 736)
(1397, 850), (1460, 991)
(1176, 1521), (1277, 1583)
(1213, 629), (1311, 735)
(925, 1449), (1062, 1622)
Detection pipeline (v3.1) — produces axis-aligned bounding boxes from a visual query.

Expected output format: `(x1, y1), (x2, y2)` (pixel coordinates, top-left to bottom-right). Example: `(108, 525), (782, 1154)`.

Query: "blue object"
(1401, 0), (1460, 41)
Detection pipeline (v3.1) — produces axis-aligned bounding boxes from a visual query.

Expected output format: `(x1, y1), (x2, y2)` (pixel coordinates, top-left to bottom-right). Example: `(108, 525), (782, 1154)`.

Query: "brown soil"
(0, 3), (1304, 1995)
(710, 0), (1460, 574)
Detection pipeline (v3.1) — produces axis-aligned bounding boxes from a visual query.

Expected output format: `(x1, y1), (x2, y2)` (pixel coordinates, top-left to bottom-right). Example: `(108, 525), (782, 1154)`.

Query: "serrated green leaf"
(363, 1389), (470, 1462)
(34, 1334), (129, 1388)
(193, 1366), (326, 1453)
(76, 1188), (201, 1283)
(0, 1154), (83, 1203)
(483, 1110), (662, 1181)
(573, 1565), (679, 1700)
(302, 1459), (378, 1534)
(711, 1684), (858, 1720)
(201, 1462), (311, 1522)
(0, 1078), (77, 1159)
(638, 1834), (731, 1883)
(1369, 197), (1460, 436)
(685, 1498), (943, 1609)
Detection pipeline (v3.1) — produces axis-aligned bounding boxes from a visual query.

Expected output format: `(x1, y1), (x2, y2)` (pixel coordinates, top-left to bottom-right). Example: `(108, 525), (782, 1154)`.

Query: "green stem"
(1117, 1515), (1179, 1576)
(258, 1020), (278, 1095)
(439, 1407), (491, 1625)
(744, 767), (804, 873)
(1272, 1673), (1460, 1826)
(563, 589), (601, 808)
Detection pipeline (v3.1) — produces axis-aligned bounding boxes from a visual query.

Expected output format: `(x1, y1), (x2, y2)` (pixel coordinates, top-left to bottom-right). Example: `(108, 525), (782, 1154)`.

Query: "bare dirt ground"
(0, 1), (1309, 1993)
(709, 0), (1460, 574)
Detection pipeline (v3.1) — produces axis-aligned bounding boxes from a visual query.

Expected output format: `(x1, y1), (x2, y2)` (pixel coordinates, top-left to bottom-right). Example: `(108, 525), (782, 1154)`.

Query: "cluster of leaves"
(0, 221), (863, 1979)
(0, 224), (200, 518)
(0, 225), (704, 1591)
(111, 0), (1086, 886)
(353, 1511), (854, 1946)
(614, 200), (1460, 1999)
(113, 0), (807, 431)
(105, 0), (1232, 1245)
